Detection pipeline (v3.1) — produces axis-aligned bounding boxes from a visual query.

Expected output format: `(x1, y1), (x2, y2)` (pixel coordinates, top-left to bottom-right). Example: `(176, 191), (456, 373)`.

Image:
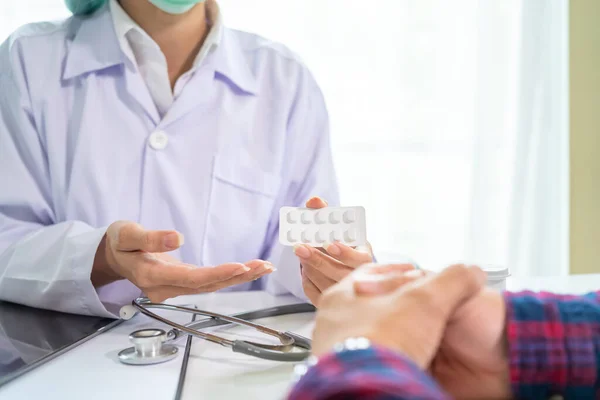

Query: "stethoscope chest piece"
(118, 328), (178, 365)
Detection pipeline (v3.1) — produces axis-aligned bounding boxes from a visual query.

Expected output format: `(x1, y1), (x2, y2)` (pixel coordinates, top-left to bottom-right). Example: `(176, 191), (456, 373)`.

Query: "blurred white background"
(0, 0), (569, 276)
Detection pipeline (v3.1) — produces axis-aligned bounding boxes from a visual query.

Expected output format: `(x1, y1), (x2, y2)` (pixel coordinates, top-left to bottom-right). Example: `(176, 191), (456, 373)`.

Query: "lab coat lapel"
(159, 28), (259, 128)
(159, 64), (217, 128)
(62, 4), (161, 126)
(122, 65), (161, 126)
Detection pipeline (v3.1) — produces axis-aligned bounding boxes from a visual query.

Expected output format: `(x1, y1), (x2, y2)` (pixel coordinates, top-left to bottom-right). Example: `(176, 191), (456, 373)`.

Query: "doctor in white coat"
(0, 0), (374, 317)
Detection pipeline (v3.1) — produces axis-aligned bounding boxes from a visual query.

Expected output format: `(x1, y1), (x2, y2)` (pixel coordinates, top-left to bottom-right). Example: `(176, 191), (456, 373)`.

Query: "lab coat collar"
(157, 27), (259, 128)
(62, 1), (258, 96)
(63, 1), (124, 80)
(212, 27), (259, 95)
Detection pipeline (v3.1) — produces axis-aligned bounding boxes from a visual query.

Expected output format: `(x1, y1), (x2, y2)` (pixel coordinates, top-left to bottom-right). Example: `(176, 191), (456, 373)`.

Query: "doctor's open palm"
(90, 221), (274, 302)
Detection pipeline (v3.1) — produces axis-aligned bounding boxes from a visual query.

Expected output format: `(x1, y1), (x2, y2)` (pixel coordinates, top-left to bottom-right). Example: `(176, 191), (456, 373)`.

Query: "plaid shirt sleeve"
(288, 290), (600, 400)
(505, 290), (600, 399)
(287, 346), (451, 400)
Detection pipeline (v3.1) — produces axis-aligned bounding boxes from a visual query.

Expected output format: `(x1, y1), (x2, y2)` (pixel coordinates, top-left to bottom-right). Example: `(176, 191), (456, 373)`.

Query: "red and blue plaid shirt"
(288, 290), (600, 400)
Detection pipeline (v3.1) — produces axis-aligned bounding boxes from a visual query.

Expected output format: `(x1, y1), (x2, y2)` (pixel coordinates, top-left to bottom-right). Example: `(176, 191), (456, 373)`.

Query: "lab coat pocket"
(202, 151), (281, 266)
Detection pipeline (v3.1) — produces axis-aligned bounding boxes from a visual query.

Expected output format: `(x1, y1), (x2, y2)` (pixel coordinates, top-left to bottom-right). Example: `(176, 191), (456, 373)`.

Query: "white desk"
(0, 292), (311, 400)
(0, 275), (599, 400)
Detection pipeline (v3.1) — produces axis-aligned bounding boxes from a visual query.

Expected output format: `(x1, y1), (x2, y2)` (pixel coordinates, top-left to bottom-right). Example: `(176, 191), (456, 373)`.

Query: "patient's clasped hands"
(311, 263), (512, 400)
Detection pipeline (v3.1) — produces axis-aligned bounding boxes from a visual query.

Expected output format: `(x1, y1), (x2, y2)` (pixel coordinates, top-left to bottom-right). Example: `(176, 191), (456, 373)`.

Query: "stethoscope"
(117, 297), (315, 366)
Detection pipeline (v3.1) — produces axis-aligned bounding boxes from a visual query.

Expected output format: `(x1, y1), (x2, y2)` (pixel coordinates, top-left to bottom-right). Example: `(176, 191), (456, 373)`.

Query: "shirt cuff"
(505, 290), (600, 399)
(288, 346), (451, 400)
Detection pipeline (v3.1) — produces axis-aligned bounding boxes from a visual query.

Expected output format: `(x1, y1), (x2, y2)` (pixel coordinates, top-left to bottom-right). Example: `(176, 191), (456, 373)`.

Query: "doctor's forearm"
(0, 221), (117, 317)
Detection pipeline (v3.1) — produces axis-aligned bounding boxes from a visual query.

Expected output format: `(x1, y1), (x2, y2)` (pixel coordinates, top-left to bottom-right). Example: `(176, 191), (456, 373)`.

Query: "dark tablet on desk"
(0, 301), (121, 388)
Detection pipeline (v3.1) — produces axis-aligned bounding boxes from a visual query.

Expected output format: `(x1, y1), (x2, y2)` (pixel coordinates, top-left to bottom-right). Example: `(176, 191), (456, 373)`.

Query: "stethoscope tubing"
(130, 298), (315, 361)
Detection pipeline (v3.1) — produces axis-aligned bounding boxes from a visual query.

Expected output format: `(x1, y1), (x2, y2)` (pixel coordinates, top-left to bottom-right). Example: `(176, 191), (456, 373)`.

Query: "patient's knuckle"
(448, 263), (478, 286)
(319, 286), (341, 308)
(448, 263), (470, 275)
(409, 285), (441, 314)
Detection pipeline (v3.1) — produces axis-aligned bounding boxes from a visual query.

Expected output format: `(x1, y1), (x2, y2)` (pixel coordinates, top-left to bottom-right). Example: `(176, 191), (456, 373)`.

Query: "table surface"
(0, 274), (599, 400)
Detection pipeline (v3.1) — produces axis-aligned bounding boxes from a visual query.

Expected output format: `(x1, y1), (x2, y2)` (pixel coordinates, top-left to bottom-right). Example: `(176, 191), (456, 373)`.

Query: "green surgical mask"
(148, 0), (205, 14)
(64, 0), (205, 16)
(64, 0), (106, 15)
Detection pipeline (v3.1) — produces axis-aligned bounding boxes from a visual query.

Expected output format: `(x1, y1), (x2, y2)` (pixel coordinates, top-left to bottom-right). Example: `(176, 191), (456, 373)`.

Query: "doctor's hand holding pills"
(292, 197), (375, 306)
(91, 221), (274, 303)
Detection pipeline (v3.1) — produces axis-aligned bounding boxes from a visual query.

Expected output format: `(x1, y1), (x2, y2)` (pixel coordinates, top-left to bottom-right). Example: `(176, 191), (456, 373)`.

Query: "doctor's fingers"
(130, 256), (267, 289)
(295, 246), (353, 282)
(321, 242), (373, 268)
(301, 271), (322, 306)
(305, 196), (328, 209)
(194, 262), (275, 292)
(145, 286), (205, 303)
(107, 221), (184, 253)
(302, 264), (336, 292)
(144, 265), (274, 302)
(144, 267), (269, 301)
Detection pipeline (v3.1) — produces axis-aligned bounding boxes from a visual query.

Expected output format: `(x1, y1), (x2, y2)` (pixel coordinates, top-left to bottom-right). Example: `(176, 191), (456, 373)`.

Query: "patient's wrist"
(293, 337), (372, 381)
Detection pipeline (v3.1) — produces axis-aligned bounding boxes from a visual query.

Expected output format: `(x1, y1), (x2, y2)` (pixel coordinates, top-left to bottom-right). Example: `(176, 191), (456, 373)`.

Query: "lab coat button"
(149, 131), (169, 150)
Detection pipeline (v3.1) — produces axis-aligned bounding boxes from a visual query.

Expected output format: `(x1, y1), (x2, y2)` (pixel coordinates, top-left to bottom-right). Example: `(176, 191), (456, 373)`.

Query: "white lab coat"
(0, 4), (339, 317)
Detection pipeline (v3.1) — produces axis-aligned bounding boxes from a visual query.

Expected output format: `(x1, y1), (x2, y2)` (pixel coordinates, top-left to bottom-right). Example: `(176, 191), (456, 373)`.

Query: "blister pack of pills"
(279, 206), (367, 247)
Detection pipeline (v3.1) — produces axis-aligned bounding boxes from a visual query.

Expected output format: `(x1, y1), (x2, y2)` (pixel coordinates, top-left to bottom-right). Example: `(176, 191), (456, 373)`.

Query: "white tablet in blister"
(279, 206), (367, 247)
